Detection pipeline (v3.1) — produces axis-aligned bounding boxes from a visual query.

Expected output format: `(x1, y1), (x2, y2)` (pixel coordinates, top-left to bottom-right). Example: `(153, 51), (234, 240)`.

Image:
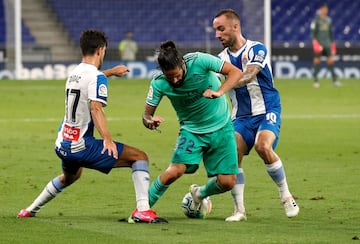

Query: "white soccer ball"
(181, 192), (212, 219)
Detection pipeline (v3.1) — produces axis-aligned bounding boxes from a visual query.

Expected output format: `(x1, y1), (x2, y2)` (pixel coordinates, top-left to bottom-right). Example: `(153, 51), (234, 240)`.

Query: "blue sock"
(52, 175), (66, 192)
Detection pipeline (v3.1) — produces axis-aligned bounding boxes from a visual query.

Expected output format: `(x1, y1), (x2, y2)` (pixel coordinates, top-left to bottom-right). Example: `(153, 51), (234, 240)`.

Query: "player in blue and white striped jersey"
(17, 29), (167, 224)
(212, 9), (299, 221)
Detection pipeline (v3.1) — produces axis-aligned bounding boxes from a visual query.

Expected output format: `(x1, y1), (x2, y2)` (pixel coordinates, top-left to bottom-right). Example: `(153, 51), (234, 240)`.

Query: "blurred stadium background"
(0, 0), (359, 79)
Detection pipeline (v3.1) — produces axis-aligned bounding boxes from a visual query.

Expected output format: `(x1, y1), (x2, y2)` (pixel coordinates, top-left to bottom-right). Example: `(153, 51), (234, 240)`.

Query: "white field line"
(0, 114), (360, 123)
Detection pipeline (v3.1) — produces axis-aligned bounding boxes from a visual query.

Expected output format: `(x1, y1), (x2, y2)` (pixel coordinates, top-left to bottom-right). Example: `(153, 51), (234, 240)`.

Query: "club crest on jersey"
(242, 54), (248, 66)
(98, 84), (107, 97)
(147, 86), (153, 100)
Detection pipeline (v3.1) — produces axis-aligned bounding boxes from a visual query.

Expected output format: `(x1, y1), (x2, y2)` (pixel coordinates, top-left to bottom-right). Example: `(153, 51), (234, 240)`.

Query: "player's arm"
(102, 65), (129, 77)
(311, 19), (323, 53)
(329, 20), (336, 55)
(90, 100), (118, 159)
(142, 104), (164, 130)
(239, 64), (261, 84)
(203, 61), (243, 99)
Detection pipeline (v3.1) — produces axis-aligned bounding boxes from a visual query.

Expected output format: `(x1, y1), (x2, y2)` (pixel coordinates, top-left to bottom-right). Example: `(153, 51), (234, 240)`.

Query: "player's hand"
(312, 39), (323, 54)
(203, 89), (223, 99)
(106, 65), (130, 77)
(331, 42), (337, 56)
(143, 116), (165, 130)
(101, 139), (118, 159)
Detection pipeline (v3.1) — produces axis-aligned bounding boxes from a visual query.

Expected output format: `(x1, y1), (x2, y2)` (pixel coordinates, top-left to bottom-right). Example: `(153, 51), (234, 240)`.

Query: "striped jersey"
(55, 63), (108, 153)
(218, 39), (281, 119)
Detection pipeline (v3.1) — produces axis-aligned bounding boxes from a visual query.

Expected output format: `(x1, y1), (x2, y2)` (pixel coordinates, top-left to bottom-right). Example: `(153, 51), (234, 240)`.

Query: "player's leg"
(18, 166), (82, 218)
(190, 120), (238, 217)
(112, 143), (167, 223)
(149, 130), (201, 208)
(255, 112), (299, 217)
(225, 118), (255, 221)
(148, 163), (187, 207)
(313, 54), (321, 88)
(113, 144), (151, 212)
(325, 51), (341, 86)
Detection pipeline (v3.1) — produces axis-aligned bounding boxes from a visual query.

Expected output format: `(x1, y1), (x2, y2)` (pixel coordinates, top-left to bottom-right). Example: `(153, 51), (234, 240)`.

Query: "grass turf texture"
(0, 78), (359, 243)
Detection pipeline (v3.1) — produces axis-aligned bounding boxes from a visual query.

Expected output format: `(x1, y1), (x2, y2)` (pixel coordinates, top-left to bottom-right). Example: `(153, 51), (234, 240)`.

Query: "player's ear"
(233, 22), (239, 31)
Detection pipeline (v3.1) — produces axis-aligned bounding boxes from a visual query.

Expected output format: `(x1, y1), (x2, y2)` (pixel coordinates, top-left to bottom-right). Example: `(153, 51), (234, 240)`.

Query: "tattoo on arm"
(239, 65), (261, 87)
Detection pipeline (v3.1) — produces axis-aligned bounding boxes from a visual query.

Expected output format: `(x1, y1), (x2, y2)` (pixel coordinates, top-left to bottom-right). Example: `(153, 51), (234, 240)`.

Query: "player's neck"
(82, 56), (99, 69)
(230, 35), (246, 52)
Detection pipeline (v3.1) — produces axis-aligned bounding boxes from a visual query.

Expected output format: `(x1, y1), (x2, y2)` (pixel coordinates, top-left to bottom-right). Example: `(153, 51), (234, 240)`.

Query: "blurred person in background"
(118, 31), (138, 61)
(311, 3), (342, 88)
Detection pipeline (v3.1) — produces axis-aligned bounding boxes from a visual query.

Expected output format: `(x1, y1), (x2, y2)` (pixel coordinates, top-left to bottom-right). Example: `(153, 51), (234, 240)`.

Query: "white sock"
(132, 160), (150, 211)
(231, 168), (245, 213)
(26, 177), (64, 213)
(231, 184), (245, 213)
(265, 159), (292, 200)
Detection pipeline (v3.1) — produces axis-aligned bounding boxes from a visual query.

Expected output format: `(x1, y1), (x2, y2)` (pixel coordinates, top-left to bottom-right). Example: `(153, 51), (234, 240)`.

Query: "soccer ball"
(181, 192), (212, 219)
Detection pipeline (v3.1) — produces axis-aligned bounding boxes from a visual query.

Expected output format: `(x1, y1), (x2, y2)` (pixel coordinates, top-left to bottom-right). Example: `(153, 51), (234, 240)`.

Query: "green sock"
(313, 64), (320, 82)
(329, 64), (337, 82)
(148, 176), (169, 207)
(200, 177), (226, 198)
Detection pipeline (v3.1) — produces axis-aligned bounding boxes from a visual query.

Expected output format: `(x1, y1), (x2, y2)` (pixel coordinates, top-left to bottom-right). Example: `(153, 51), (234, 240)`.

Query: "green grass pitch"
(0, 78), (359, 243)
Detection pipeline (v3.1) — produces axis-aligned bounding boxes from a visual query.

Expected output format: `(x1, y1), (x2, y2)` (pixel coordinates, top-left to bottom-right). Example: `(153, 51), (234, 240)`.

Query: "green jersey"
(311, 16), (333, 48)
(146, 52), (230, 134)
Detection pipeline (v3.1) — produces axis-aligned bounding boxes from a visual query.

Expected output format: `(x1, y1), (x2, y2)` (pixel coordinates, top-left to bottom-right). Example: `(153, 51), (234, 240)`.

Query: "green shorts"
(171, 119), (238, 177)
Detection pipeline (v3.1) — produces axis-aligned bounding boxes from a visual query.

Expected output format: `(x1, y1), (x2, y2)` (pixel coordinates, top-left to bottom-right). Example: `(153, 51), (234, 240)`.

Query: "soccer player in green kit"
(311, 3), (342, 88)
(142, 40), (243, 219)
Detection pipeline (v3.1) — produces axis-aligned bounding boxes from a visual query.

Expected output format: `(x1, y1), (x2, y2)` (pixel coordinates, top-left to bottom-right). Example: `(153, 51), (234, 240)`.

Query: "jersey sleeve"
(247, 43), (268, 69)
(88, 73), (108, 106)
(329, 18), (334, 42)
(146, 79), (163, 107)
(197, 52), (225, 73)
(310, 19), (317, 39)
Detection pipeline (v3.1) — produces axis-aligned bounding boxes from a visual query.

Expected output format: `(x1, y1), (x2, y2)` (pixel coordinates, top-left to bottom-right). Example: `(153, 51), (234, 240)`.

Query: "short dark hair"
(215, 8), (240, 23)
(157, 40), (182, 71)
(320, 3), (328, 8)
(79, 29), (108, 56)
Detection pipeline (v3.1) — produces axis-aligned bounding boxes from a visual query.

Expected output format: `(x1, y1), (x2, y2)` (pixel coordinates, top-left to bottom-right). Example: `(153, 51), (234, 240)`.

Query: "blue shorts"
(233, 111), (281, 154)
(55, 138), (124, 175)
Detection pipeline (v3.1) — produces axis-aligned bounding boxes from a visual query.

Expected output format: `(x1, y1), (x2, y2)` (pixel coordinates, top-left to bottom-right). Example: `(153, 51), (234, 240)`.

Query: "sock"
(313, 63), (320, 82)
(231, 168), (245, 213)
(199, 177), (226, 198)
(265, 159), (292, 200)
(26, 175), (66, 213)
(148, 176), (169, 207)
(132, 160), (150, 211)
(328, 64), (337, 82)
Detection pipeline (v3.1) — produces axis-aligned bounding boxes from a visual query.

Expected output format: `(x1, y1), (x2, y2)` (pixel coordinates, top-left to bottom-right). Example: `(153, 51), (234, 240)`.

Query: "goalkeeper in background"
(311, 3), (342, 88)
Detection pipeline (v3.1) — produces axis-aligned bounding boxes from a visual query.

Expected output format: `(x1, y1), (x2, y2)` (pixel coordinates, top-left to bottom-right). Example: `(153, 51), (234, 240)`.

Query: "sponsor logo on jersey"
(98, 84), (108, 97)
(254, 50), (265, 63)
(147, 86), (153, 100)
(62, 124), (80, 141)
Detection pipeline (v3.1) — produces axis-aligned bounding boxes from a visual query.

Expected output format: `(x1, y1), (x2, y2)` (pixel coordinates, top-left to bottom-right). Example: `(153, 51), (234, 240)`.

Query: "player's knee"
(62, 169), (82, 186)
(327, 58), (334, 65)
(138, 150), (149, 161)
(162, 164), (186, 184)
(254, 141), (271, 157)
(217, 175), (236, 191)
(313, 58), (320, 64)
